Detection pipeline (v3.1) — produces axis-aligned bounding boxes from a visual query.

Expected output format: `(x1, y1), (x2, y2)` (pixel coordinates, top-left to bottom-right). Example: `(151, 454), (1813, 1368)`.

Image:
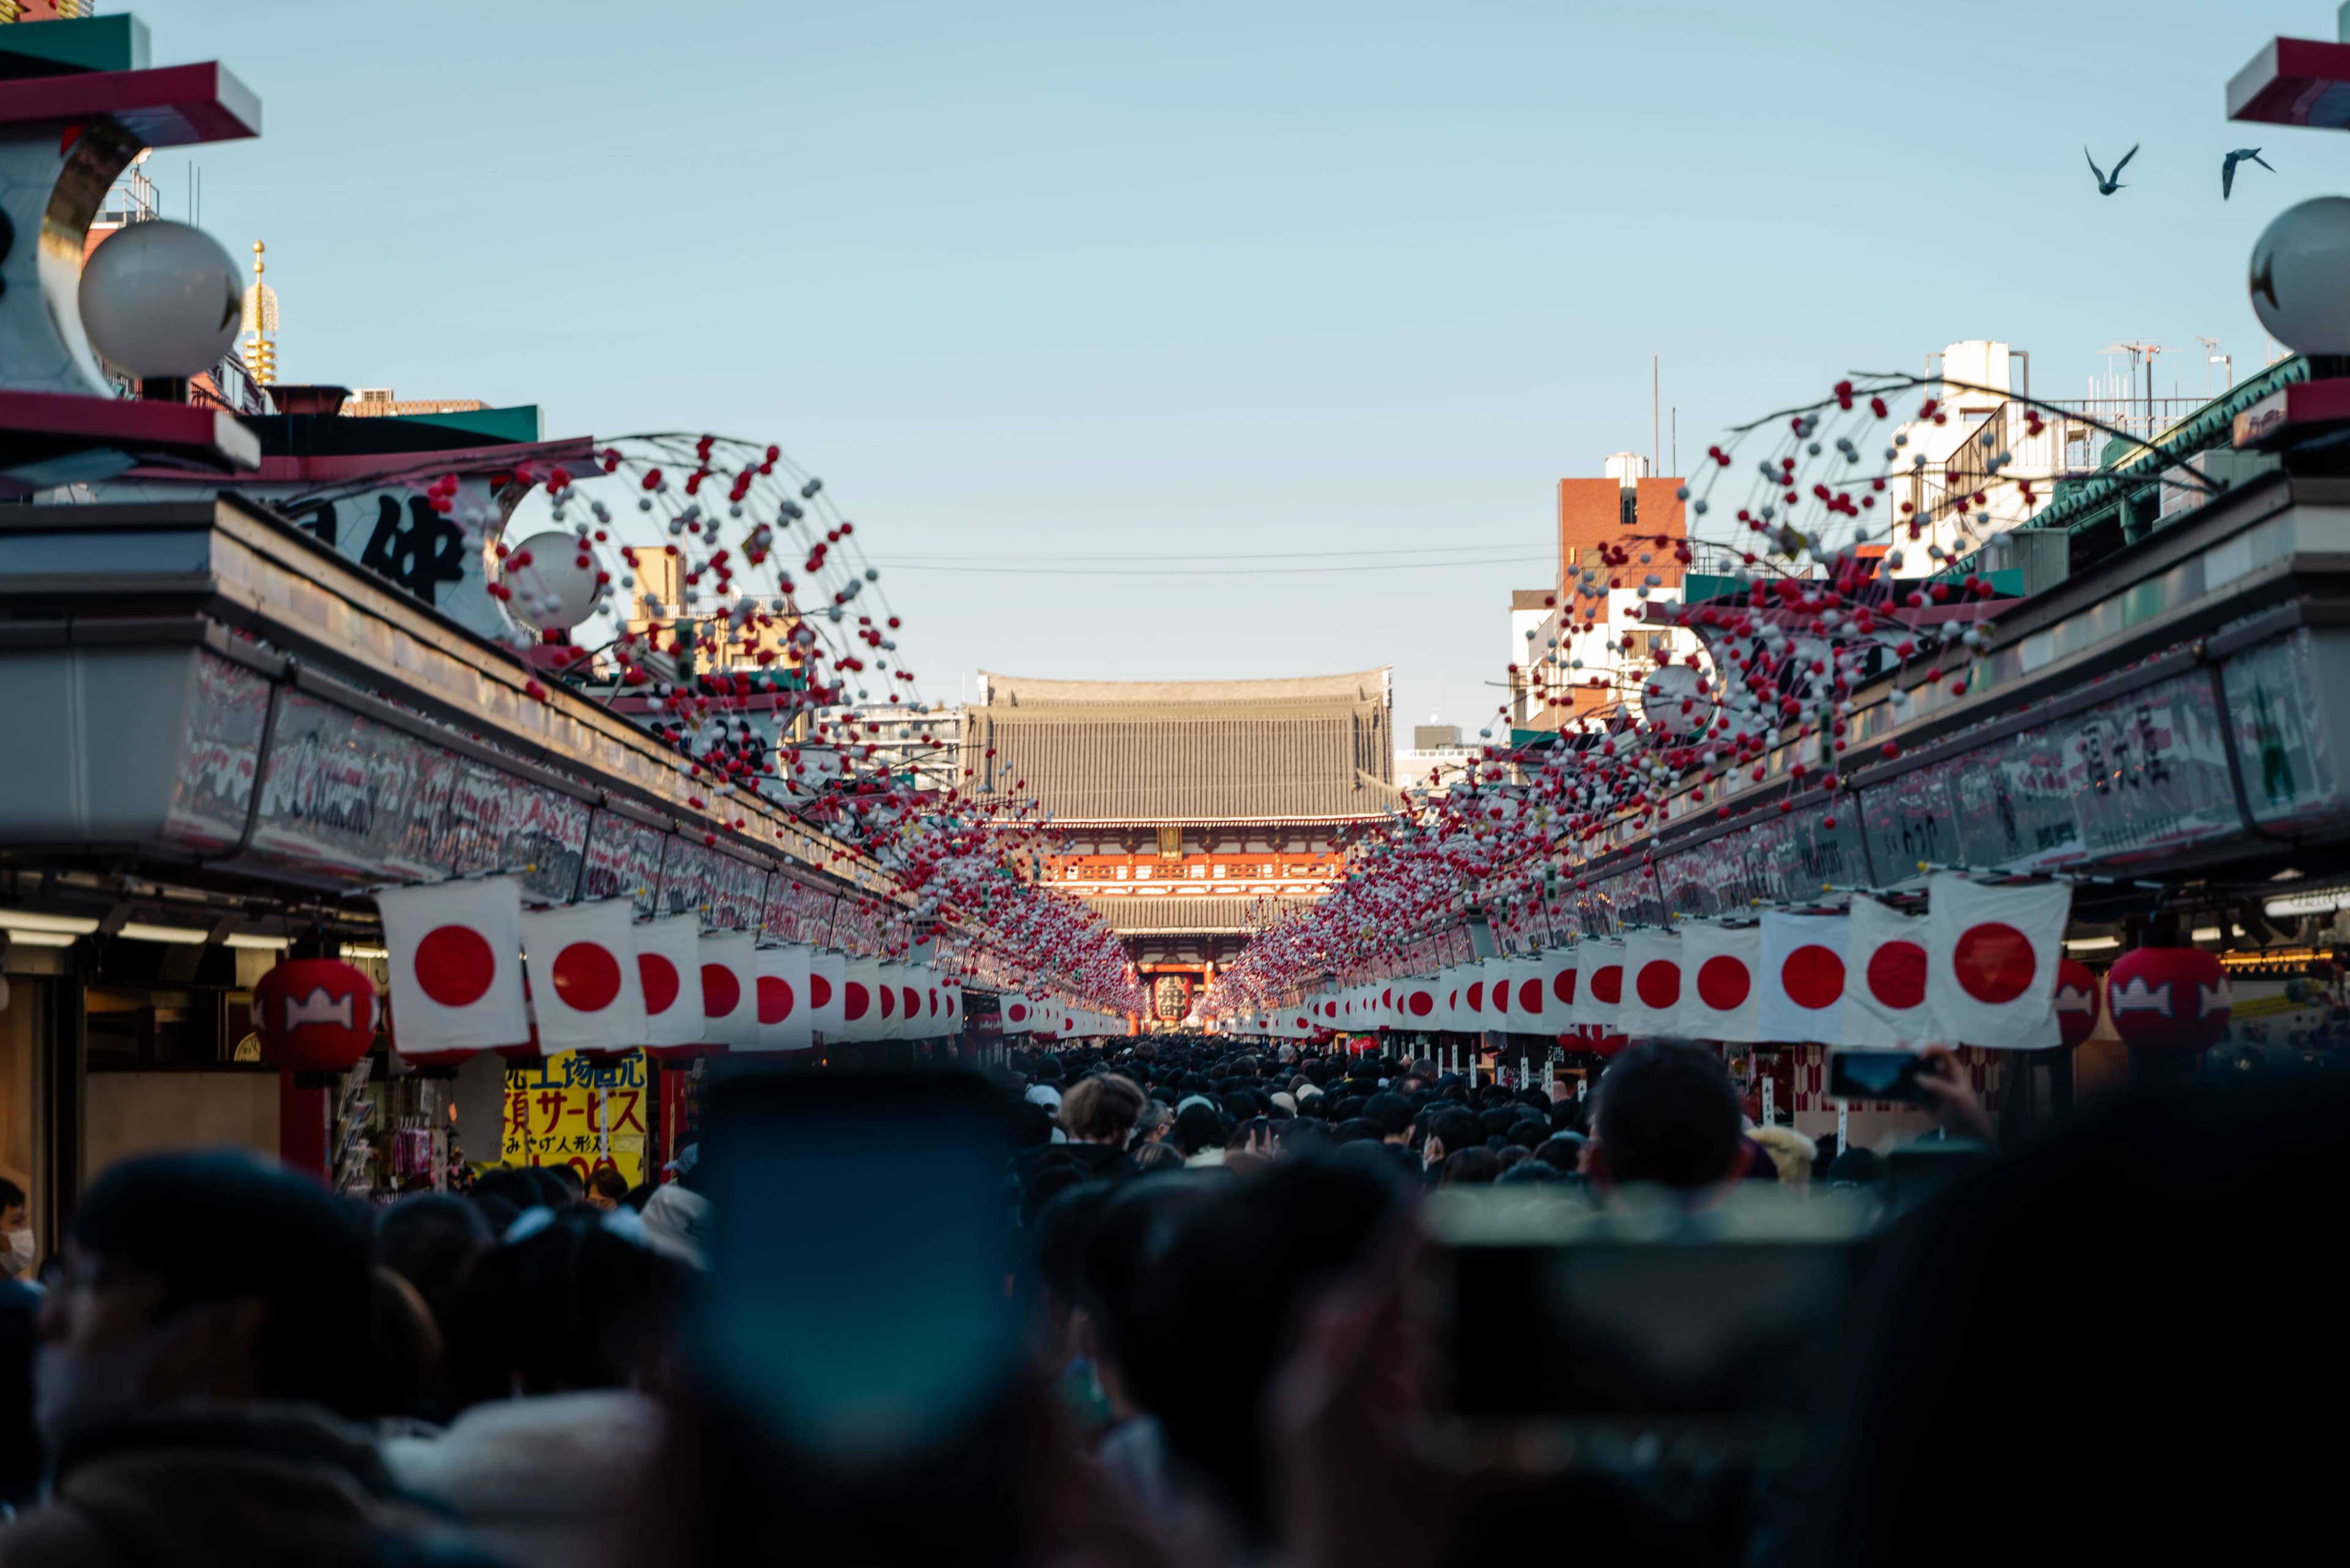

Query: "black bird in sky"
(2084, 144), (2138, 195)
(2223, 147), (2275, 200)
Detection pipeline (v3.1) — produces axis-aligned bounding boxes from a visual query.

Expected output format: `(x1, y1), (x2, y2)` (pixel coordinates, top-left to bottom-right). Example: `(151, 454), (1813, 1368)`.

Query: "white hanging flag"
(1001, 994), (1036, 1035)
(807, 950), (845, 1040)
(1397, 976), (1441, 1029)
(1759, 913), (1848, 1043)
(840, 958), (885, 1042)
(752, 944), (813, 1052)
(1925, 873), (2068, 1048)
(1617, 931), (1684, 1038)
(632, 916), (704, 1048)
(1479, 959), (1513, 1030)
(1460, 966), (1494, 1034)
(1509, 957), (1551, 1032)
(893, 970), (928, 1041)
(1679, 924), (1761, 1042)
(698, 931), (758, 1049)
(520, 900), (646, 1053)
(1580, 939), (1626, 1034)
(378, 877), (529, 1055)
(1547, 947), (1581, 1025)
(1842, 896), (1937, 1047)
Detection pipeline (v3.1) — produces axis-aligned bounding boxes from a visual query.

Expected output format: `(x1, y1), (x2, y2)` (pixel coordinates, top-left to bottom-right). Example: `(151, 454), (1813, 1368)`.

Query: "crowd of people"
(0, 1032), (2332, 1567)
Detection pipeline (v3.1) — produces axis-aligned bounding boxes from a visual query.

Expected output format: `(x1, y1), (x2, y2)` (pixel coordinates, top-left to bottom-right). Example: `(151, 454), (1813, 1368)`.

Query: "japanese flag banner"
(1459, 967), (1494, 1034)
(1397, 976), (1441, 1029)
(520, 900), (646, 1054)
(1617, 931), (1684, 1039)
(1488, 966), (1513, 1027)
(697, 931), (759, 1049)
(839, 958), (884, 1042)
(1842, 896), (1937, 1047)
(807, 950), (845, 1040)
(938, 980), (963, 1035)
(1547, 947), (1580, 1020)
(1679, 924), (1761, 1043)
(1759, 913), (1848, 1044)
(1926, 873), (2068, 1048)
(895, 971), (928, 1041)
(1001, 994), (1037, 1035)
(1433, 966), (1467, 1031)
(1510, 957), (1551, 1031)
(632, 916), (704, 1048)
(751, 944), (813, 1052)
(377, 877), (529, 1055)
(1579, 940), (1626, 1033)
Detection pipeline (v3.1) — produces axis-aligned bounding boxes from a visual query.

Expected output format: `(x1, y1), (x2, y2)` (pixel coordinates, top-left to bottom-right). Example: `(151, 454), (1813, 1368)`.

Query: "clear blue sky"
(129, 0), (2332, 733)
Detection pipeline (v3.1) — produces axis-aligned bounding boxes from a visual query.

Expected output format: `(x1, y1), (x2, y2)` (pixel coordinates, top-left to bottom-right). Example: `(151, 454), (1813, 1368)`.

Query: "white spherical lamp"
(2250, 198), (2350, 357)
(500, 529), (602, 631)
(77, 221), (242, 378)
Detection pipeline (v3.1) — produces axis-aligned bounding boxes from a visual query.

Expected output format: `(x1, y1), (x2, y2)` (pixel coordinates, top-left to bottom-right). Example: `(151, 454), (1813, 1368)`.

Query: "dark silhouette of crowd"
(0, 1032), (2334, 1567)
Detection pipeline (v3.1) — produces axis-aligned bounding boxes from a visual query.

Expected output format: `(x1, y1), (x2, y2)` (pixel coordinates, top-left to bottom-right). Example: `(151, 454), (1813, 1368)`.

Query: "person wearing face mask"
(0, 1152), (469, 1566)
(0, 1179), (34, 1286)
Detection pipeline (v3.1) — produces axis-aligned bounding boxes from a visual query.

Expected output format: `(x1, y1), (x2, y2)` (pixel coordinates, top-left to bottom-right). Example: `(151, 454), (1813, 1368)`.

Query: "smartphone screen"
(1827, 1047), (1927, 1102)
(698, 1070), (1018, 1463)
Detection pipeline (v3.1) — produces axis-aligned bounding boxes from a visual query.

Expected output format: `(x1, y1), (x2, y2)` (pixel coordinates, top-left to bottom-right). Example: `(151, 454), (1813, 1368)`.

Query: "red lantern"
(253, 958), (377, 1075)
(2105, 946), (2230, 1053)
(2054, 958), (2099, 1048)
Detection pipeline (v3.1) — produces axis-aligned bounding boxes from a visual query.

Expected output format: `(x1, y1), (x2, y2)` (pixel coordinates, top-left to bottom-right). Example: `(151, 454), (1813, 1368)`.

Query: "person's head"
(1133, 1141), (1187, 1173)
(1425, 1107), (1482, 1163)
(1332, 1116), (1384, 1146)
(1590, 1042), (1747, 1191)
(1360, 1092), (1413, 1143)
(1439, 1146), (1504, 1185)
(1825, 1147), (1886, 1189)
(1132, 1150), (1412, 1543)
(1033, 1053), (1066, 1086)
(36, 1152), (375, 1450)
(0, 1176), (29, 1279)
(1059, 1072), (1147, 1146)
(584, 1165), (633, 1211)
(441, 1205), (685, 1408)
(1535, 1132), (1589, 1173)
(376, 1191), (493, 1338)
(528, 1166), (576, 1208)
(1133, 1099), (1174, 1145)
(1172, 1103), (1225, 1158)
(360, 1266), (444, 1421)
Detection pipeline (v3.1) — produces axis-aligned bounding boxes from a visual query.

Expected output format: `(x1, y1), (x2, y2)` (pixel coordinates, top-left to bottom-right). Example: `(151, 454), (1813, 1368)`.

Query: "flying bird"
(2223, 147), (2275, 200)
(2084, 144), (2138, 195)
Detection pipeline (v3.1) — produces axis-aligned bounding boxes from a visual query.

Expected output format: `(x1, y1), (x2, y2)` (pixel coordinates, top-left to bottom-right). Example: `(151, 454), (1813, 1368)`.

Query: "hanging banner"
(1925, 873), (2068, 1048)
(632, 916), (705, 1048)
(378, 876), (529, 1056)
(1759, 912), (1848, 1044)
(1842, 895), (1937, 1047)
(520, 900), (647, 1054)
(1678, 924), (1761, 1043)
(752, 944), (813, 1052)
(1617, 931), (1684, 1039)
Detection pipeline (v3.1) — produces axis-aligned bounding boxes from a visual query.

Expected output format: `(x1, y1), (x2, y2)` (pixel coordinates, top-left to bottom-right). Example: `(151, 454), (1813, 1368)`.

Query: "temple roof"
(965, 668), (1395, 824)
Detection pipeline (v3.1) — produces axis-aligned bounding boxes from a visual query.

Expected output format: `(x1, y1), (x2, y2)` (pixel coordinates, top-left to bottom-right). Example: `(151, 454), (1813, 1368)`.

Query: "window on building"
(1134, 865), (1151, 880)
(1188, 864), (1206, 879)
(1115, 865), (1128, 880)
(1212, 864), (1226, 878)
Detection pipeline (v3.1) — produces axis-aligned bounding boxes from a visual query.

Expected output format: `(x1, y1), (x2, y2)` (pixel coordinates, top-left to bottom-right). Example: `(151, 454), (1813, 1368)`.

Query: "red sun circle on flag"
(901, 986), (921, 1020)
(1590, 965), (1624, 1005)
(845, 982), (871, 1021)
(1635, 960), (1680, 1010)
(701, 963), (741, 1019)
(756, 976), (796, 1025)
(1953, 922), (2035, 1003)
(1781, 946), (1845, 1009)
(1867, 940), (1928, 1010)
(550, 942), (622, 1013)
(1007, 1001), (1028, 1023)
(1696, 955), (1750, 1011)
(810, 973), (834, 1009)
(1408, 990), (1434, 1017)
(1554, 968), (1578, 1005)
(415, 925), (496, 1008)
(1467, 982), (1486, 1010)
(1518, 979), (1543, 1014)
(637, 954), (680, 1015)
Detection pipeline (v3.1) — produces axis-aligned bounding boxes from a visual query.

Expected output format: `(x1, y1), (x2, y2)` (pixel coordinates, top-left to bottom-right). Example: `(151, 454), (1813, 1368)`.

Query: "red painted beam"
(0, 61), (259, 145)
(0, 387), (258, 470)
(2227, 37), (2350, 128)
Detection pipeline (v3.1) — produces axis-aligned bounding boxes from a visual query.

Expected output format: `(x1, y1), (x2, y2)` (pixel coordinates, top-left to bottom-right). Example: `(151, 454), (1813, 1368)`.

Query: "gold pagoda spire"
(239, 241), (277, 386)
